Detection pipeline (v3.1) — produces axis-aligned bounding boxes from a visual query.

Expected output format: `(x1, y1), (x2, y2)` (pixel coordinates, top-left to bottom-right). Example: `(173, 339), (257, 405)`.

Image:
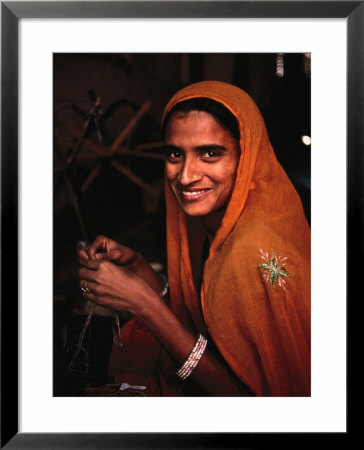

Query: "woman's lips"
(178, 188), (212, 202)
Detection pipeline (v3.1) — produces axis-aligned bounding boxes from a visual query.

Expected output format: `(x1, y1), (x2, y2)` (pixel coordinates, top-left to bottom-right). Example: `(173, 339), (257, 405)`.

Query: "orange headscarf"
(108, 81), (310, 397)
(162, 81), (311, 396)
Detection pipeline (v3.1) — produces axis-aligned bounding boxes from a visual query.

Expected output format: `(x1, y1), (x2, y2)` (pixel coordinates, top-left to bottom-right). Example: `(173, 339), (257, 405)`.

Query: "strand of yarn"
(72, 306), (123, 366)
(112, 312), (123, 346)
(72, 302), (95, 361)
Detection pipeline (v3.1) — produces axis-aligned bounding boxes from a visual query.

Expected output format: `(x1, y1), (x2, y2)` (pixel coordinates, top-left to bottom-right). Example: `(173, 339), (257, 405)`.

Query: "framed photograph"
(2, 1), (360, 448)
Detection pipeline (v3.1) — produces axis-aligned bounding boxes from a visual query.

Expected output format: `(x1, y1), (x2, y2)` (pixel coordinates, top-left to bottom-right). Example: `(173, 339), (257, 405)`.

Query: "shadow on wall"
(53, 53), (311, 395)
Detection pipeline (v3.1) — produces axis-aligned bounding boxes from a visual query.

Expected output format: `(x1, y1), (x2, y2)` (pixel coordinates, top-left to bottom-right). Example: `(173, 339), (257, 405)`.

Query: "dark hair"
(162, 97), (240, 143)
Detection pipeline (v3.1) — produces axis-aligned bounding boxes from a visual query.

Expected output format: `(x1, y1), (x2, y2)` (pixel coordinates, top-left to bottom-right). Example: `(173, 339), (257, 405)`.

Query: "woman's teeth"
(182, 190), (206, 197)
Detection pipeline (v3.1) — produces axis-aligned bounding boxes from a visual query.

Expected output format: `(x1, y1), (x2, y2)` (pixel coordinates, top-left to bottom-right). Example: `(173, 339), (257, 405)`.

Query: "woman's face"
(164, 110), (240, 218)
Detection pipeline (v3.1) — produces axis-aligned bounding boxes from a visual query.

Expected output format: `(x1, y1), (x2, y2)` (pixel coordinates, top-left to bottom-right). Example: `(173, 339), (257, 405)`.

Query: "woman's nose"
(178, 158), (202, 185)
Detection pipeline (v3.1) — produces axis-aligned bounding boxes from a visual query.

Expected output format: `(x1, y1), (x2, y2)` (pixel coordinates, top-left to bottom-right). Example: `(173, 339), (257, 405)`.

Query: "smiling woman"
(164, 107), (240, 225)
(78, 80), (311, 397)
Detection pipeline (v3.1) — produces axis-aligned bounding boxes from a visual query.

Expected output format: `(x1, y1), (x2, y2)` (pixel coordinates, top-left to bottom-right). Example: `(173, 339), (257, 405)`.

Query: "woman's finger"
(80, 281), (125, 312)
(79, 279), (99, 294)
(78, 248), (89, 263)
(108, 247), (138, 266)
(80, 279), (115, 301)
(79, 260), (102, 272)
(78, 266), (100, 283)
(87, 235), (110, 259)
(81, 292), (119, 311)
(80, 285), (102, 304)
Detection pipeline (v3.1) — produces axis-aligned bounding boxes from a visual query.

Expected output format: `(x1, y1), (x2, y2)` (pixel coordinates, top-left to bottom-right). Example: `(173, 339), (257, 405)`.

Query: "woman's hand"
(79, 259), (160, 317)
(78, 236), (164, 295)
(79, 235), (138, 267)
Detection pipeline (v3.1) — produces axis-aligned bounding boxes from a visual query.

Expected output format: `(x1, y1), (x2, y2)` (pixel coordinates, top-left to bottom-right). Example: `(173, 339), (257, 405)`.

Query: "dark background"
(53, 53), (310, 396)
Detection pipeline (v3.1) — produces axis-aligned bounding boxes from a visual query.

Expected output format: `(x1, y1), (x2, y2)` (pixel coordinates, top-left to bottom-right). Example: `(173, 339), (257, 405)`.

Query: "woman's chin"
(176, 198), (211, 217)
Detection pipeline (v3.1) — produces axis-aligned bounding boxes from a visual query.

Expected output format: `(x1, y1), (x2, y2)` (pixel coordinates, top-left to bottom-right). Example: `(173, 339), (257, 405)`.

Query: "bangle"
(160, 274), (169, 298)
(176, 334), (208, 381)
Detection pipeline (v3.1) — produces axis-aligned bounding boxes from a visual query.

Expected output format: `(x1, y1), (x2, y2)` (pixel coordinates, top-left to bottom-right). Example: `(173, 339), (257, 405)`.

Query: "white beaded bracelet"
(176, 334), (208, 381)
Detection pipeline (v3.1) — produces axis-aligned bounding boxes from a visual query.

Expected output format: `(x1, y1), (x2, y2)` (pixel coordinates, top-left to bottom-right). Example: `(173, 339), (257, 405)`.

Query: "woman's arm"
(79, 258), (252, 397)
(139, 291), (252, 396)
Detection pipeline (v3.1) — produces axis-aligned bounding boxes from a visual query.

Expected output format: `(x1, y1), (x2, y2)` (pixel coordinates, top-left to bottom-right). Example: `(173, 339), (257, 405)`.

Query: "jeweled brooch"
(257, 249), (290, 288)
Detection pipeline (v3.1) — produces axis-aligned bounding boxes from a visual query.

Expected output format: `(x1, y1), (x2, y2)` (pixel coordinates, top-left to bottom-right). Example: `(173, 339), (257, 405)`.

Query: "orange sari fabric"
(162, 81), (311, 396)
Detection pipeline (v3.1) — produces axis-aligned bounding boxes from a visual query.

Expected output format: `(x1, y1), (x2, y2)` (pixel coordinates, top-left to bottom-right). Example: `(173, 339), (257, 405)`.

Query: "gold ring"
(81, 280), (91, 294)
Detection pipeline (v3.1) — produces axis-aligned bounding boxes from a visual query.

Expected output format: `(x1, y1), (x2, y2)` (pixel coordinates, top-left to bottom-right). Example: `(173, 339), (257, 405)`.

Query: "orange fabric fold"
(162, 81), (311, 396)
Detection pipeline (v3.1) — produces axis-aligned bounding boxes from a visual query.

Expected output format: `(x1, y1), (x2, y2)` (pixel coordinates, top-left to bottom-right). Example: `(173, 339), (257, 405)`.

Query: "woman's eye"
(202, 151), (218, 159)
(166, 151), (183, 161)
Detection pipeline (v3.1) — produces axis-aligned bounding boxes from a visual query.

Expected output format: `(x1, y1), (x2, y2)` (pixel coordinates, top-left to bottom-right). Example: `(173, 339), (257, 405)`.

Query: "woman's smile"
(178, 187), (213, 202)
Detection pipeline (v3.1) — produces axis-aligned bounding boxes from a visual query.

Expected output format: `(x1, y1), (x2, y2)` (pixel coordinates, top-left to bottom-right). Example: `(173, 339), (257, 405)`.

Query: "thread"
(71, 304), (123, 369)
(71, 303), (95, 362)
(112, 312), (124, 346)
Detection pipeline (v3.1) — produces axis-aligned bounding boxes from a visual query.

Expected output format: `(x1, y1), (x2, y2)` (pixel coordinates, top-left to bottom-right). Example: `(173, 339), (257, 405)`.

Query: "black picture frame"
(1, 1), (360, 448)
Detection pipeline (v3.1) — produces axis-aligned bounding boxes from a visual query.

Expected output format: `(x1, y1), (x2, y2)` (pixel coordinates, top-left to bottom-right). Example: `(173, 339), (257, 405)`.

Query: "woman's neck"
(201, 208), (226, 238)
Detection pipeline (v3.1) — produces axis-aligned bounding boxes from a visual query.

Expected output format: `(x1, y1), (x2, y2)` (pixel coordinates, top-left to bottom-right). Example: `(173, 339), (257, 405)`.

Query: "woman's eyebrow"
(163, 143), (229, 152)
(195, 144), (228, 152)
(163, 144), (181, 152)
